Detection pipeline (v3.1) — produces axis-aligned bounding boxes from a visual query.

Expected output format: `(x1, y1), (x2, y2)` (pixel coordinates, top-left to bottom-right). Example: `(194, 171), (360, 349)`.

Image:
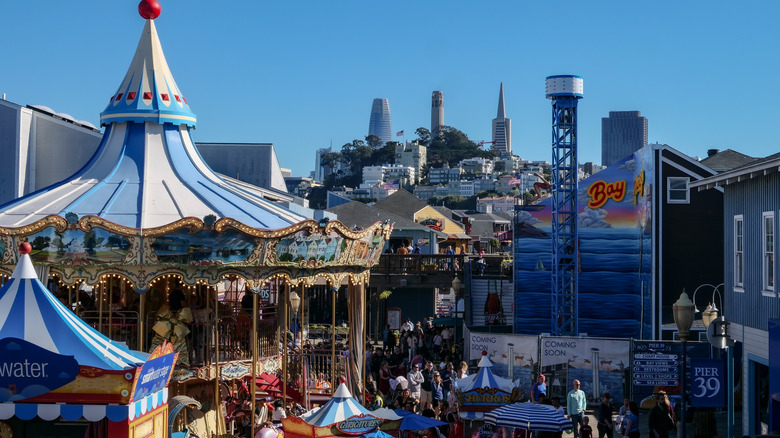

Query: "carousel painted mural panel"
(25, 227), (132, 265)
(151, 229), (256, 264)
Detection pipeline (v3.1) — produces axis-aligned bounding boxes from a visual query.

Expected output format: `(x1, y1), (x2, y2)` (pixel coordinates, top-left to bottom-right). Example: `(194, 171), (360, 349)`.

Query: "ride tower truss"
(545, 75), (583, 336)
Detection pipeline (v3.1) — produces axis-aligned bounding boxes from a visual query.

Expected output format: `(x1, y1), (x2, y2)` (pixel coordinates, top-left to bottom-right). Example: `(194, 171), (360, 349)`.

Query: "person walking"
(622, 401), (640, 438)
(531, 374), (547, 404)
(407, 362), (424, 404)
(597, 393), (613, 438)
(648, 395), (672, 438)
(566, 380), (587, 438)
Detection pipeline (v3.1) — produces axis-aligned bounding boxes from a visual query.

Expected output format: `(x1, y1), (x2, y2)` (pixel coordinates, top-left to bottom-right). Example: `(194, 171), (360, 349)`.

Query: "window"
(763, 211), (775, 293)
(667, 177), (690, 203)
(735, 215), (744, 290)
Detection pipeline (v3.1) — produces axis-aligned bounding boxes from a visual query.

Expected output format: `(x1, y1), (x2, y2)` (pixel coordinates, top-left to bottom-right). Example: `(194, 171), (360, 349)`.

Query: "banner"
(539, 336), (630, 403)
(466, 331), (537, 388)
(689, 358), (725, 408)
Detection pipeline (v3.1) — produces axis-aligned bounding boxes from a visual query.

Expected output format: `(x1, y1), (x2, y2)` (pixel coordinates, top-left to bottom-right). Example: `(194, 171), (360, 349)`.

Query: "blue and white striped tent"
(0, 253), (147, 370)
(455, 354), (518, 420)
(300, 383), (377, 426)
(484, 402), (573, 432)
(0, 250), (160, 421)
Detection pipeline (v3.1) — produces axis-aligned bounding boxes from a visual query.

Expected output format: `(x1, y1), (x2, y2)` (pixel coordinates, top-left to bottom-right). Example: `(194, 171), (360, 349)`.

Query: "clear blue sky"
(3, 1), (779, 177)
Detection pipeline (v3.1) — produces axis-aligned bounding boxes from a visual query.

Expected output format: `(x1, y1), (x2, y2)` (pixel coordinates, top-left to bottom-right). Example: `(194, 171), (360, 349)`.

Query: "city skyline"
(2, 1), (779, 177)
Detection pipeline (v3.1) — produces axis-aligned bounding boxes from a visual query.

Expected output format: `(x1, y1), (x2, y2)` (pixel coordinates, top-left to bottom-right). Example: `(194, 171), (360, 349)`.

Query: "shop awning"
(0, 388), (167, 422)
(446, 233), (472, 240)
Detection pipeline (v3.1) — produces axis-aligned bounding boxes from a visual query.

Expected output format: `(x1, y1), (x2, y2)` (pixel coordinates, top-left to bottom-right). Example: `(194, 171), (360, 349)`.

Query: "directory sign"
(632, 341), (680, 387)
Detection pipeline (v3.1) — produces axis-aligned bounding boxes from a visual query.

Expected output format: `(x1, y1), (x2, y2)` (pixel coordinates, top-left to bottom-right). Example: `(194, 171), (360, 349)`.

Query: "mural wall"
(514, 148), (654, 339)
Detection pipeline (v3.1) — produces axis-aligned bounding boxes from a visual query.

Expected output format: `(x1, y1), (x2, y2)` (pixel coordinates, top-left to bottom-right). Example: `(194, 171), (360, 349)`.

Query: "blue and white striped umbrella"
(301, 383), (376, 426)
(484, 402), (573, 432)
(0, 253), (146, 370)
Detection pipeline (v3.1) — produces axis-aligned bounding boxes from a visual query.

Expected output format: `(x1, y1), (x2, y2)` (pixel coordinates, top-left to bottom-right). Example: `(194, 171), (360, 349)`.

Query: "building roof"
(373, 189), (429, 220)
(699, 149), (757, 173)
(327, 201), (441, 235)
(691, 152), (780, 190)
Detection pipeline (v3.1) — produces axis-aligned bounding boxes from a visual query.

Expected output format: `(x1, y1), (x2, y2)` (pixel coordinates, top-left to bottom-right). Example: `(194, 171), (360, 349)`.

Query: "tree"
(415, 127), (431, 146)
(365, 134), (383, 149)
(494, 161), (506, 173)
(489, 238), (500, 253)
(425, 125), (495, 168)
(31, 236), (51, 251)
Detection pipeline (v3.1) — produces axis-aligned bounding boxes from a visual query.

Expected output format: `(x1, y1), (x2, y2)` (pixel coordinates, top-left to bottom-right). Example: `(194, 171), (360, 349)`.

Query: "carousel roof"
(300, 383), (375, 426)
(0, 1), (305, 230)
(0, 248), (147, 370)
(455, 354), (515, 393)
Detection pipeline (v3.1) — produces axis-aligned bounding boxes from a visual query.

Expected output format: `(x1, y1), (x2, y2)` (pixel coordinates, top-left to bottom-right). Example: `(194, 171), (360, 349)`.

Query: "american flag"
(396, 130), (404, 136)
(508, 177), (522, 185)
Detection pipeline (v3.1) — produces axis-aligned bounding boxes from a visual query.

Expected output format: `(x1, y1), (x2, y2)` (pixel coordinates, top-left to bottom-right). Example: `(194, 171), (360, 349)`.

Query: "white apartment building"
(459, 157), (494, 175)
(395, 141), (427, 183)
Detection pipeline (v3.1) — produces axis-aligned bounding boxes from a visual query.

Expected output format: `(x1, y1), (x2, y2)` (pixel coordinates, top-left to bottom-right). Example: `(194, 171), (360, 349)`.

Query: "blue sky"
(2, 1), (779, 177)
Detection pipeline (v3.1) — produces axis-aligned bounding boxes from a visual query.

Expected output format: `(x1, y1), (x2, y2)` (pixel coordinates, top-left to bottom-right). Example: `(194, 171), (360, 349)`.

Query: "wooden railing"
(375, 254), (511, 276)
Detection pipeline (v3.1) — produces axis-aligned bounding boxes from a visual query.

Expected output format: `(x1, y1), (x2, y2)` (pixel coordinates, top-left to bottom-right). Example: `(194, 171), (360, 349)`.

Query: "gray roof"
(373, 189), (429, 220)
(327, 201), (439, 234)
(699, 149), (757, 173)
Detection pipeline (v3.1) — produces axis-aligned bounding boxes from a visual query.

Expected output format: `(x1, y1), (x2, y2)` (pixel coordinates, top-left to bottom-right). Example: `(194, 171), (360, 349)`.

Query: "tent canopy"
(300, 383), (376, 426)
(0, 253), (146, 370)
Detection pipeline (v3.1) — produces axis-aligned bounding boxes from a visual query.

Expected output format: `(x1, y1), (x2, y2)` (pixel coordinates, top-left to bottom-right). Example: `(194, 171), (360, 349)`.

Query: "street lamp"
(451, 276), (462, 355)
(697, 284), (734, 438)
(673, 289), (695, 438)
(289, 290), (301, 345)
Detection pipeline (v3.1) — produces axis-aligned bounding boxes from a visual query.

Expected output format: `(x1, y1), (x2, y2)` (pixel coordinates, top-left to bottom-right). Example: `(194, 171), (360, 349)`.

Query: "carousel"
(0, 1), (389, 436)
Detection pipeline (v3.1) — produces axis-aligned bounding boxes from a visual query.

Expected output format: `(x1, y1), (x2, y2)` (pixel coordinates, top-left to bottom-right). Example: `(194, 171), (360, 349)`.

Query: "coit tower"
(431, 91), (444, 139)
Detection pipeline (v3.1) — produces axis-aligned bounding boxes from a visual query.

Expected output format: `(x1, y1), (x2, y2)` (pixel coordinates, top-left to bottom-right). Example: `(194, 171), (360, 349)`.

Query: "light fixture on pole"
(290, 290), (301, 344)
(673, 289), (695, 438)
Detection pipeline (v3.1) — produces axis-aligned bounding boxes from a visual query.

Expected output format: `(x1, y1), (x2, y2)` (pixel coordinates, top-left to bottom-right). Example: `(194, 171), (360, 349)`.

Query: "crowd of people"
(367, 317), (464, 413)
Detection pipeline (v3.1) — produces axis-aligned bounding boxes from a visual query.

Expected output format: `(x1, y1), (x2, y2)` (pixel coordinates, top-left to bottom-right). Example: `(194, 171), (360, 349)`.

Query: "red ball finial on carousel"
(482, 350), (488, 356)
(138, 0), (161, 19)
(19, 242), (32, 255)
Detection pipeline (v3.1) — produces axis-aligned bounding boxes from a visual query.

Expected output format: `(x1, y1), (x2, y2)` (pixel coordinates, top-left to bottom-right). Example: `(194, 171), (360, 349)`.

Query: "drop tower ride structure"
(545, 75), (583, 336)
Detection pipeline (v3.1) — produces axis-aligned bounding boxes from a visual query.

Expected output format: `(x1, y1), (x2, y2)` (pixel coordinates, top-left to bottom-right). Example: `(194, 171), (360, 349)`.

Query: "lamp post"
(673, 289), (695, 438)
(289, 290), (301, 346)
(697, 284), (734, 438)
(451, 276), (462, 355)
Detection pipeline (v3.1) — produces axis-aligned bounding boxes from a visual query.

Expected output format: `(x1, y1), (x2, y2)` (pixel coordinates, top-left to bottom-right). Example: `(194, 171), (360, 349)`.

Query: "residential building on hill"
(361, 164), (415, 187)
(413, 185), (436, 201)
(459, 157), (494, 175)
(477, 196), (515, 214)
(395, 141), (427, 183)
(429, 163), (462, 185)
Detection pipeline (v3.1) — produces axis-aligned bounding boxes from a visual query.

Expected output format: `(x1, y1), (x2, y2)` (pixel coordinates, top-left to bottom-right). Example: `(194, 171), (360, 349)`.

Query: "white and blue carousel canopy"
(300, 383), (375, 426)
(0, 7), (305, 230)
(100, 19), (196, 127)
(0, 121), (305, 229)
(0, 253), (146, 370)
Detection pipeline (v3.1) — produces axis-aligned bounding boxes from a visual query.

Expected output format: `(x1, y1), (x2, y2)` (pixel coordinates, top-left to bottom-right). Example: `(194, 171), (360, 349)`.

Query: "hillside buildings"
(395, 141), (427, 183)
(601, 110), (648, 167)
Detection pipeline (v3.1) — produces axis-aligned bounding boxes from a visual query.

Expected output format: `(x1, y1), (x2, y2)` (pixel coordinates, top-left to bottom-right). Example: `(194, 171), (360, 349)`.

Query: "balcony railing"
(374, 254), (511, 276)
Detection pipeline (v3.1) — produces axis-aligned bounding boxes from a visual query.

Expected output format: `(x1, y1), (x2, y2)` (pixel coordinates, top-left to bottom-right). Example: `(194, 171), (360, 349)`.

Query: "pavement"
(560, 409), (740, 437)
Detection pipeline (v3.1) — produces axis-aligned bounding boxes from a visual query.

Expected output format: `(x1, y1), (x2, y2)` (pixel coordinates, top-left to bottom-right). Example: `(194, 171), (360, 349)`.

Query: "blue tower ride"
(545, 75), (583, 336)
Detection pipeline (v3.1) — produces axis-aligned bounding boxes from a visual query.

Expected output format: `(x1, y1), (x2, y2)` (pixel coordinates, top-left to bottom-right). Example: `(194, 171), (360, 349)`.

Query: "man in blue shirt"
(531, 374), (547, 403)
(567, 379), (587, 438)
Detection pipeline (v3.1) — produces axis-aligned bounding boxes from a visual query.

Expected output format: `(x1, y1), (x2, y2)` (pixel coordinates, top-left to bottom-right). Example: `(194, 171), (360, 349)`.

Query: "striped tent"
(300, 383), (376, 426)
(0, 252), (147, 370)
(484, 402), (573, 432)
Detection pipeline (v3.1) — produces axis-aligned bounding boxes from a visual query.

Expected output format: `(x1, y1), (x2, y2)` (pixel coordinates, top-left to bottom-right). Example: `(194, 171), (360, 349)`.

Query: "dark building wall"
(385, 287), (435, 327)
(657, 150), (723, 334)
